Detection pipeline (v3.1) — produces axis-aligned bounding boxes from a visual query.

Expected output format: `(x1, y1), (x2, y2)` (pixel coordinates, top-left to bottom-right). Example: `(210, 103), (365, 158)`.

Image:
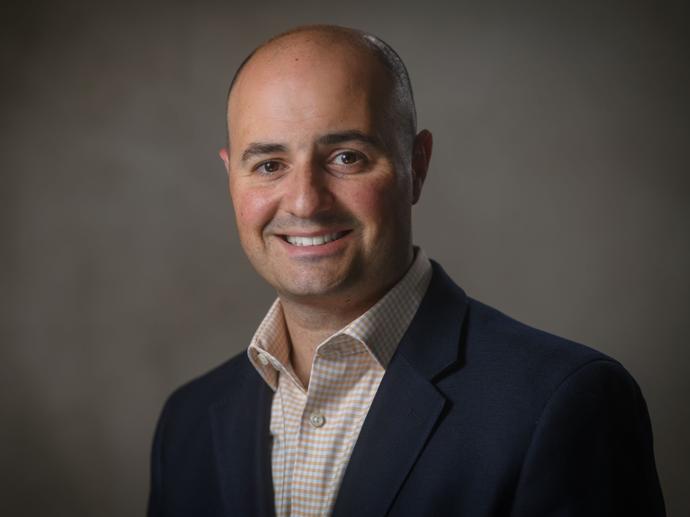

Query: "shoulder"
(421, 261), (633, 406)
(158, 352), (256, 425)
(429, 293), (651, 470)
(449, 296), (639, 418)
(464, 296), (611, 368)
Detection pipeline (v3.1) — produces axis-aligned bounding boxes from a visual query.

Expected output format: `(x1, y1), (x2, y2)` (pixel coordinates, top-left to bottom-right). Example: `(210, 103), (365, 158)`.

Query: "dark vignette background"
(2, 0), (688, 515)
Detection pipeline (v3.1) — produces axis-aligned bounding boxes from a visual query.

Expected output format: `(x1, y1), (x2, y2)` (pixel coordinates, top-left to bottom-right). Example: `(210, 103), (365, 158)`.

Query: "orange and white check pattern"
(247, 249), (432, 516)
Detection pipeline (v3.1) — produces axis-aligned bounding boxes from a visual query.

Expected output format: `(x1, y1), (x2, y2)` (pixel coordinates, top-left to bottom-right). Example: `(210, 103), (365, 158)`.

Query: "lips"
(282, 231), (350, 247)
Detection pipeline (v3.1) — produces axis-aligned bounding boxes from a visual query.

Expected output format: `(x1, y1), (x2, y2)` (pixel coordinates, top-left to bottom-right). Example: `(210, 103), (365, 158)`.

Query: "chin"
(277, 279), (342, 299)
(273, 269), (355, 300)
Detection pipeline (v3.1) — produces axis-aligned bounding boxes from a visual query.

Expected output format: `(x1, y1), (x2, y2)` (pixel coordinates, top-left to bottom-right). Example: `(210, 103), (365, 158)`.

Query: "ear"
(411, 129), (433, 204)
(219, 148), (230, 175)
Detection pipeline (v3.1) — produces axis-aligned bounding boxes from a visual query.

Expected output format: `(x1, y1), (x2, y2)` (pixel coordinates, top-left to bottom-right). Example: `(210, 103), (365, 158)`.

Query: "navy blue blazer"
(148, 262), (665, 516)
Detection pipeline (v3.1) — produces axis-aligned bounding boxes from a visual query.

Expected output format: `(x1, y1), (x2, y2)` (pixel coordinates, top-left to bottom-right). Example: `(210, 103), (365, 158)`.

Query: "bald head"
(226, 25), (418, 162)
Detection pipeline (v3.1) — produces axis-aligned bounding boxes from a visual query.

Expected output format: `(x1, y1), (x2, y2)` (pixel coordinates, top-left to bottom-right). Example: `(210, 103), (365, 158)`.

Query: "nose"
(282, 160), (334, 218)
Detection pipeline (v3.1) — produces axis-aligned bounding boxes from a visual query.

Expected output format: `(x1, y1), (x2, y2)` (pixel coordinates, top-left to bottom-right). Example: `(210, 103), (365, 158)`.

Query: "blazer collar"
(332, 261), (469, 517)
(396, 260), (468, 381)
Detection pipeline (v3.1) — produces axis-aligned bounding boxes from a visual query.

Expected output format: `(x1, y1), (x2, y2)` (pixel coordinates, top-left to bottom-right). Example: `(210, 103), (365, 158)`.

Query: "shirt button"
(309, 412), (326, 428)
(257, 353), (270, 366)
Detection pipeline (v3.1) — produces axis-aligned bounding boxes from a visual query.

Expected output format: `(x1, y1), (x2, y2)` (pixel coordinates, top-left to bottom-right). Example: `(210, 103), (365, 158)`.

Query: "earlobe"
(219, 148), (230, 173)
(411, 130), (433, 204)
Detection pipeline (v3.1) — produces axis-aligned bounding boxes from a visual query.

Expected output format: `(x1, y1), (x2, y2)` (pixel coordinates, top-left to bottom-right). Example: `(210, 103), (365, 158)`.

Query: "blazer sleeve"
(509, 359), (665, 517)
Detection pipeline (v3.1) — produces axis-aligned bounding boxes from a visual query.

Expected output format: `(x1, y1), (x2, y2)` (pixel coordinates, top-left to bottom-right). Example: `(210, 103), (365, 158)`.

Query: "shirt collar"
(247, 248), (432, 391)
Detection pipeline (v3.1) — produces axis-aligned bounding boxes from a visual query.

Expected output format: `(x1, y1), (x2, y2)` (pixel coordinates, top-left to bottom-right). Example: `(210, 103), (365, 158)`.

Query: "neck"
(279, 249), (416, 388)
(280, 295), (371, 388)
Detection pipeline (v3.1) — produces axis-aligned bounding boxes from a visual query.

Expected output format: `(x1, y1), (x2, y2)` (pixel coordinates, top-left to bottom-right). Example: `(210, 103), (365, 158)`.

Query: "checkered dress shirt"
(246, 249), (431, 516)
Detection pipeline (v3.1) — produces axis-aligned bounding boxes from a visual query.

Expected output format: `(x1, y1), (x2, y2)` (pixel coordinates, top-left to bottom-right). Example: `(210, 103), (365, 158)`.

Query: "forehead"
(227, 37), (393, 149)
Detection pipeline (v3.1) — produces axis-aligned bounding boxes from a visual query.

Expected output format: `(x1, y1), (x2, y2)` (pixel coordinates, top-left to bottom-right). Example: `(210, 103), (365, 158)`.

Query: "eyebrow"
(316, 130), (383, 148)
(241, 143), (288, 163)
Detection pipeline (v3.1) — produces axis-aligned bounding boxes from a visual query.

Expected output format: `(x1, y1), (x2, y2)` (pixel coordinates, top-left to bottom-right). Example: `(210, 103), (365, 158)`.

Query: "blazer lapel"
(332, 262), (469, 517)
(210, 367), (276, 517)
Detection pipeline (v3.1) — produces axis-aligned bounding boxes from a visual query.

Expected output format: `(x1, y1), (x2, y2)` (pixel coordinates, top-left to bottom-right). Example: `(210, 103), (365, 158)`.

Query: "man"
(148, 25), (665, 516)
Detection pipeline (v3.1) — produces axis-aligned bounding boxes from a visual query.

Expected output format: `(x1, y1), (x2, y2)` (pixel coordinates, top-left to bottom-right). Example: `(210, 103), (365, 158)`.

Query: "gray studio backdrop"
(3, 0), (688, 515)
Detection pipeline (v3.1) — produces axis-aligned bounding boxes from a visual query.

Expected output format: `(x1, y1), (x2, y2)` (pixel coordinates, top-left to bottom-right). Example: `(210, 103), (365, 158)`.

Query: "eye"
(332, 151), (364, 166)
(255, 160), (283, 175)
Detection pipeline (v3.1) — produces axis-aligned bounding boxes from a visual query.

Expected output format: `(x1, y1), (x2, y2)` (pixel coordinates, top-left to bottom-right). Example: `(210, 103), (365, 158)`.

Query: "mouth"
(281, 230), (351, 247)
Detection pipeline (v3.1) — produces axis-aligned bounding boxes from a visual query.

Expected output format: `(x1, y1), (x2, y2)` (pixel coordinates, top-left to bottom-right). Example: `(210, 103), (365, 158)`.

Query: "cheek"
(230, 186), (278, 236)
(341, 178), (408, 230)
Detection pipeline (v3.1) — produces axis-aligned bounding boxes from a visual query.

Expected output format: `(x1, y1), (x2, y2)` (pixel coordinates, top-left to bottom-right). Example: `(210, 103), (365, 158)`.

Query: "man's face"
(223, 39), (427, 309)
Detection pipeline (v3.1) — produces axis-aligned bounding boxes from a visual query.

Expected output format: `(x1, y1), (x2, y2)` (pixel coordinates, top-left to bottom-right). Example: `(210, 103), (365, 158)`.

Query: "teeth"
(285, 232), (344, 247)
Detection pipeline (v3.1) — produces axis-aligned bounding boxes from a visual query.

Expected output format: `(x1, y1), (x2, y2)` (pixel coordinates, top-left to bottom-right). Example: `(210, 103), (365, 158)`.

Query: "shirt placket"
(289, 336), (355, 516)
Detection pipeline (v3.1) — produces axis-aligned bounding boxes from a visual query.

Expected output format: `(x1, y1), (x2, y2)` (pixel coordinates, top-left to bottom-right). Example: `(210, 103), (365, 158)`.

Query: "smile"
(283, 231), (349, 247)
